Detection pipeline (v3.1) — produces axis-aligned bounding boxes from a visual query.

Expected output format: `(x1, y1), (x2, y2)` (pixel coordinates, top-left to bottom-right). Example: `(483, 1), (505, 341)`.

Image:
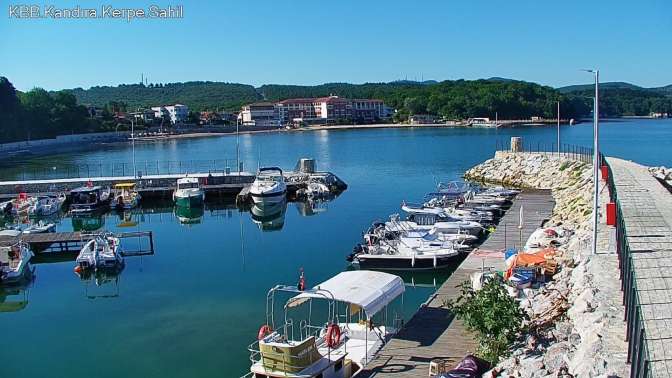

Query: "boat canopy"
(177, 177), (199, 184)
(0, 229), (22, 248)
(287, 271), (404, 318)
(258, 167), (283, 175)
(71, 186), (102, 193)
(114, 182), (136, 188)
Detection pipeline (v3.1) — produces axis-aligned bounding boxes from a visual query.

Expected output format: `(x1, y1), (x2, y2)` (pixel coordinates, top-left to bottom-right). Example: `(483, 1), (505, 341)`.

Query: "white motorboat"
(74, 234), (124, 273)
(110, 183), (141, 210)
(173, 177), (205, 207)
(21, 221), (56, 234)
(402, 202), (494, 225)
(250, 167), (287, 206)
(70, 185), (111, 214)
(28, 194), (66, 216)
(385, 214), (483, 236)
(245, 270), (405, 378)
(0, 230), (34, 284)
(351, 236), (461, 271)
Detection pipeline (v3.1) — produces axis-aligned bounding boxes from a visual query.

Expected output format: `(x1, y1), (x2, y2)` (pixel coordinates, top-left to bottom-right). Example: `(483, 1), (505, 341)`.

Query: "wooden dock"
(0, 230), (154, 255)
(359, 191), (555, 377)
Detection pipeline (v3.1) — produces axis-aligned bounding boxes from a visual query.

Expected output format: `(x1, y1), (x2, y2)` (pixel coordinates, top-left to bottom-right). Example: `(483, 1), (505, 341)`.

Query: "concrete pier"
(607, 157), (672, 377)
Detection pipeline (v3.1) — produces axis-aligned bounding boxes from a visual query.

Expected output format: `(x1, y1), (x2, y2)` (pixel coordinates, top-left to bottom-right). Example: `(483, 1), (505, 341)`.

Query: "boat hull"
(353, 254), (461, 271)
(174, 192), (204, 207)
(250, 190), (286, 206)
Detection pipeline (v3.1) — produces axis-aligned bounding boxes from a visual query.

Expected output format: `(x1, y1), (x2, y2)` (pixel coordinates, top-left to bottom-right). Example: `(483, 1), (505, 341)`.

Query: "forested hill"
(65, 81), (260, 111)
(261, 80), (589, 120)
(59, 79), (672, 118)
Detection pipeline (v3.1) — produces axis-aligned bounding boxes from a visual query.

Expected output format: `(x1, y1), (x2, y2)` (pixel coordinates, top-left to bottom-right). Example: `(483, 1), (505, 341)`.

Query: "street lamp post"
(557, 101), (560, 155)
(131, 119), (136, 179)
(582, 69), (600, 255)
(236, 118), (240, 173)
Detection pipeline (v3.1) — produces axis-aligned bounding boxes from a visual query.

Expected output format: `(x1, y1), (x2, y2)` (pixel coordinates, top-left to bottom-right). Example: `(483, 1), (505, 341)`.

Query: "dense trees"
(1, 75), (670, 143)
(67, 81), (260, 111)
(0, 77), (93, 142)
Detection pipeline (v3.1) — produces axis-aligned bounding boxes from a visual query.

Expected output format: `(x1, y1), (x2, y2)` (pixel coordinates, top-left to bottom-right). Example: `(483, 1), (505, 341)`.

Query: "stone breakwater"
(464, 152), (628, 377)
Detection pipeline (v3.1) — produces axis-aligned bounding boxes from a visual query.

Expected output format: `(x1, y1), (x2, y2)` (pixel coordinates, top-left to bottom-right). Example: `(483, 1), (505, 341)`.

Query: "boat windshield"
(178, 183), (199, 189)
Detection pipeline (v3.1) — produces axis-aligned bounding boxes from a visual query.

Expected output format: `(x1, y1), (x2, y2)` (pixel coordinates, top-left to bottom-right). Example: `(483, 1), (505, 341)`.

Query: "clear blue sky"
(2, 0), (671, 91)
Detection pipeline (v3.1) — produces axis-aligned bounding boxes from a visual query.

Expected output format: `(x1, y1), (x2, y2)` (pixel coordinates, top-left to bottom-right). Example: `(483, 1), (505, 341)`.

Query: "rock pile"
(649, 166), (672, 188)
(464, 152), (628, 377)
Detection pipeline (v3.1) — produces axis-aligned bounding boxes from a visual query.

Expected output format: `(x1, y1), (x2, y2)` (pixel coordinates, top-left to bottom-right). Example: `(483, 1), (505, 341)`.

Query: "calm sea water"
(1, 118), (670, 377)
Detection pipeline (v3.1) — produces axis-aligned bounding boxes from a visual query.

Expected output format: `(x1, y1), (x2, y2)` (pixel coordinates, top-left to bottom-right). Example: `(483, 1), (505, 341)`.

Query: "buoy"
(325, 324), (341, 348)
(257, 325), (272, 340)
(74, 265), (82, 273)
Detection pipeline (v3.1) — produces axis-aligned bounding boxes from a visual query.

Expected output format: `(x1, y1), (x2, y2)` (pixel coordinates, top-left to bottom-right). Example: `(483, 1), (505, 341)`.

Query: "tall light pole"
(557, 101), (560, 155)
(131, 118), (136, 179)
(582, 69), (600, 255)
(236, 117), (240, 173)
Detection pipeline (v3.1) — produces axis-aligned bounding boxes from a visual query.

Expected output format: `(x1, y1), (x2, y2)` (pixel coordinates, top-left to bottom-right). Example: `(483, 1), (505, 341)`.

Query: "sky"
(1, 0), (671, 91)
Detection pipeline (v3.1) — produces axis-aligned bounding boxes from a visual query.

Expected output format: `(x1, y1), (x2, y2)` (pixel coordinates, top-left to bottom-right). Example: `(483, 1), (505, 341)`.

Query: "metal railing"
(603, 155), (652, 378)
(495, 140), (593, 164)
(6, 159), (241, 181)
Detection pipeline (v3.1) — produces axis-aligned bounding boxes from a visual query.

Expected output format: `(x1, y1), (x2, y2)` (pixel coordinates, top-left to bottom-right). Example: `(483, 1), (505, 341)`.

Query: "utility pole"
(557, 101), (560, 155)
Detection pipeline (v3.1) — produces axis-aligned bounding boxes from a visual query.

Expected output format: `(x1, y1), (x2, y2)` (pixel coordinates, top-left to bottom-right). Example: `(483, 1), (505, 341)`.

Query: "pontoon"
(244, 270), (405, 378)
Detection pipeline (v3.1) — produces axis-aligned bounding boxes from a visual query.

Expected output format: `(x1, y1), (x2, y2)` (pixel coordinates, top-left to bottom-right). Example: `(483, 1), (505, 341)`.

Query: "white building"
(237, 102), (280, 127)
(151, 104), (189, 124)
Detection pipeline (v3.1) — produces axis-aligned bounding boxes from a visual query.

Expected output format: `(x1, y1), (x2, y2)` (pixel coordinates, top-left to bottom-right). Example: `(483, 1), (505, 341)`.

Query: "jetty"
(360, 191), (555, 377)
(0, 230), (154, 255)
(0, 158), (347, 202)
(606, 157), (672, 377)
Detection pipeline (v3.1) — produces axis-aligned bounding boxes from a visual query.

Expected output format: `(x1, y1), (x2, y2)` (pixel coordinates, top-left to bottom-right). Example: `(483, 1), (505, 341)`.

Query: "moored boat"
(245, 270), (405, 378)
(28, 194), (66, 217)
(173, 177), (205, 208)
(250, 167), (287, 206)
(110, 183), (141, 210)
(74, 233), (124, 274)
(69, 185), (111, 214)
(0, 230), (34, 285)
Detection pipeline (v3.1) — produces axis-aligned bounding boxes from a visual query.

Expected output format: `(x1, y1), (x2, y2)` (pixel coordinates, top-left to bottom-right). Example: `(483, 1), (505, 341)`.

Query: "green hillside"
(65, 81), (261, 111)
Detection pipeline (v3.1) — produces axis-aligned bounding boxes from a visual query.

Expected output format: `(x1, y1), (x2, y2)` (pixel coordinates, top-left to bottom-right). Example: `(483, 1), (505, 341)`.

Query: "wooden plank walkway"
(608, 157), (672, 377)
(359, 191), (554, 377)
(0, 230), (154, 254)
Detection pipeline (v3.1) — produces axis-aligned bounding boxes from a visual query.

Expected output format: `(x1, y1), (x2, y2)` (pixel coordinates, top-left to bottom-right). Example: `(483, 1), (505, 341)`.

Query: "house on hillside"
(151, 104), (189, 124)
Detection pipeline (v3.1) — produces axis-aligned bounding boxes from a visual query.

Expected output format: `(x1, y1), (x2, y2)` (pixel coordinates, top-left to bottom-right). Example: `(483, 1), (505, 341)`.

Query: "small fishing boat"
(28, 194), (66, 216)
(110, 183), (141, 210)
(10, 193), (36, 216)
(173, 177), (205, 207)
(74, 233), (124, 273)
(0, 230), (34, 285)
(245, 270), (405, 378)
(70, 185), (111, 214)
(249, 167), (287, 206)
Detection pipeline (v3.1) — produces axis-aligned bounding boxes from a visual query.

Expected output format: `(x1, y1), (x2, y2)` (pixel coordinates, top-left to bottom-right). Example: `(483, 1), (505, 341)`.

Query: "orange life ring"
(257, 325), (273, 340)
(325, 324), (341, 348)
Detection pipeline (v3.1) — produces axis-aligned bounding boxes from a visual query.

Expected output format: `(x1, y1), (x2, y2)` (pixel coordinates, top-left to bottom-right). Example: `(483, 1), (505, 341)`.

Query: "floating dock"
(0, 230), (154, 255)
(359, 190), (555, 377)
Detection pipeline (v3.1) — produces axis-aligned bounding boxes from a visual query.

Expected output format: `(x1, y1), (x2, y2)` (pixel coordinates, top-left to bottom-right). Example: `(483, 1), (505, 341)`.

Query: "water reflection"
(175, 205), (205, 225)
(79, 269), (122, 299)
(72, 214), (105, 232)
(250, 200), (287, 231)
(0, 279), (33, 313)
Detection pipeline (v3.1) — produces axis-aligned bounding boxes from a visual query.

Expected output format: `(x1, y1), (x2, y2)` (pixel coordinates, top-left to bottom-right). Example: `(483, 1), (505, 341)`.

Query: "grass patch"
(559, 161), (570, 171)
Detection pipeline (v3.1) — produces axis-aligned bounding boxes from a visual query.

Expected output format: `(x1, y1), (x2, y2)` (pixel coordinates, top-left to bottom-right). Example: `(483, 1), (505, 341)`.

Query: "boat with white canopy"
(244, 270), (405, 378)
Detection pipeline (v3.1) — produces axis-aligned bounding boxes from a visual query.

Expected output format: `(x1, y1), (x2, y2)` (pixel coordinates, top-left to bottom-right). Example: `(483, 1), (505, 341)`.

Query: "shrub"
(444, 277), (527, 363)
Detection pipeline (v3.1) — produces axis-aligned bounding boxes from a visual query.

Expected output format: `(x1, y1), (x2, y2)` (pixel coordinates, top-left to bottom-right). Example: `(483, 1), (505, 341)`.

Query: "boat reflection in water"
(174, 205), (205, 225)
(294, 198), (331, 217)
(0, 279), (33, 313)
(77, 268), (123, 299)
(71, 214), (105, 232)
(250, 199), (287, 232)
